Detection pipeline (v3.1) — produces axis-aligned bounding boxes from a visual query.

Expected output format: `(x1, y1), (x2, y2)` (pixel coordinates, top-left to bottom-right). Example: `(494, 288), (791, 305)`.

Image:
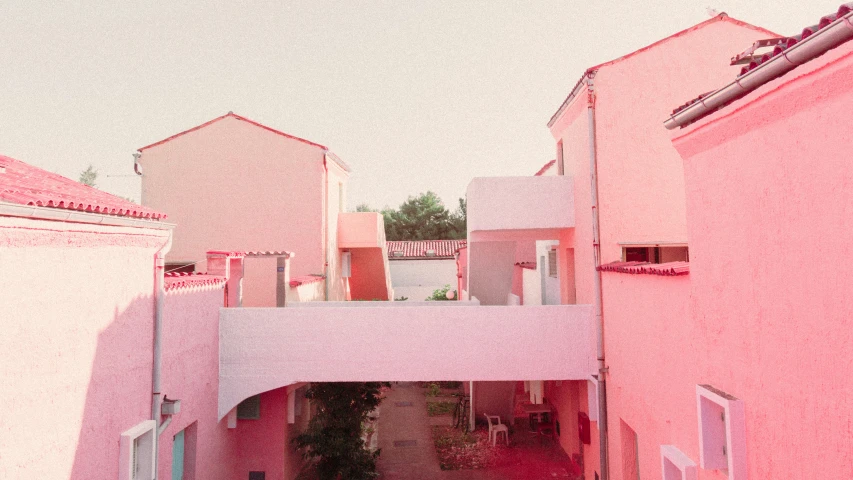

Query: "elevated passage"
(218, 303), (594, 419)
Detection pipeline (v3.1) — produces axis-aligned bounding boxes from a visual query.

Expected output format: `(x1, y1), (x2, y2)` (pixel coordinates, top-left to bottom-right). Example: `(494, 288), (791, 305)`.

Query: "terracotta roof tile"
(671, 3), (853, 122)
(289, 275), (325, 288)
(516, 262), (536, 270)
(206, 250), (294, 258)
(534, 160), (556, 176)
(0, 154), (165, 220)
(164, 272), (226, 292)
(387, 240), (467, 259)
(597, 261), (689, 276)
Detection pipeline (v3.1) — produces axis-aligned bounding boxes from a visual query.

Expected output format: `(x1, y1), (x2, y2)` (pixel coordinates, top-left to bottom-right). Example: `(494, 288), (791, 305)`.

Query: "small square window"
(661, 445), (697, 480)
(696, 385), (746, 480)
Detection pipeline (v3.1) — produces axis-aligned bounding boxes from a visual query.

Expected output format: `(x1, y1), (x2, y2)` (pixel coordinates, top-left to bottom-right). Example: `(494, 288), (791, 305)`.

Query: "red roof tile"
(289, 275), (325, 288)
(206, 250), (294, 258)
(138, 112), (327, 152)
(597, 261), (690, 276)
(387, 240), (467, 259)
(164, 272), (227, 292)
(671, 3), (853, 124)
(0, 154), (166, 220)
(534, 160), (556, 176)
(516, 262), (536, 270)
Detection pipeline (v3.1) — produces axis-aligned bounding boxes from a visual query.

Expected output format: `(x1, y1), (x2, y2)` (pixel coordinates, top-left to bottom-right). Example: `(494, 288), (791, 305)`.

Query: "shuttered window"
(548, 250), (558, 278)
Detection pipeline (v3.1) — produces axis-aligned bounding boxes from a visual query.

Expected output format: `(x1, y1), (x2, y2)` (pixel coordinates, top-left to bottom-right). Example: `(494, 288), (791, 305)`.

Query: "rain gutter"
(665, 9), (853, 129)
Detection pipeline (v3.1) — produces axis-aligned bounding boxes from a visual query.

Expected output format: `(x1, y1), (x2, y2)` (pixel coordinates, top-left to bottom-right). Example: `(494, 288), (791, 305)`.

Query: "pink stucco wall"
(599, 274), (693, 480)
(0, 216), (169, 479)
(138, 115), (336, 307)
(664, 39), (853, 479)
(542, 17), (775, 477)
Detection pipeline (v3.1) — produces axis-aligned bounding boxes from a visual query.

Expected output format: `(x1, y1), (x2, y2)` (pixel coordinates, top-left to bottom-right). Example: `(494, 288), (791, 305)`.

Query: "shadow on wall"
(67, 294), (302, 480)
(70, 296), (156, 479)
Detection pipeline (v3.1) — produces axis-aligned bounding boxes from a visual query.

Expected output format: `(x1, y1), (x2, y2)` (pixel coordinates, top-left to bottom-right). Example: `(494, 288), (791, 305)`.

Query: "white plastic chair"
(484, 413), (509, 446)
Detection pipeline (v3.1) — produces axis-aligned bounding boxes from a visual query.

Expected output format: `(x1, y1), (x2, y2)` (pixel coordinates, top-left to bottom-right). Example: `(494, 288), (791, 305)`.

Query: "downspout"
(586, 73), (610, 480)
(151, 234), (172, 477)
(323, 154), (330, 301)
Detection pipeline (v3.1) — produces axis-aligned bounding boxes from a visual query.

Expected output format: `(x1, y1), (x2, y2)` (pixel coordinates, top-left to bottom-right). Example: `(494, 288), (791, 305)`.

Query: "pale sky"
(0, 1), (840, 210)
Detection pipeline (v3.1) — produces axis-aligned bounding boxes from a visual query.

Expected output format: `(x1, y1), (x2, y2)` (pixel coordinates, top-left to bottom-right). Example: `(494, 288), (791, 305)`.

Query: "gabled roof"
(548, 14), (778, 127)
(138, 112), (328, 152)
(534, 159), (556, 176)
(387, 240), (467, 259)
(0, 154), (166, 220)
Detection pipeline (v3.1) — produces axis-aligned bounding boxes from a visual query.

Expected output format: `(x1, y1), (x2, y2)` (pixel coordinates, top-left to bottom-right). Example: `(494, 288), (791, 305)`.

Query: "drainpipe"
(586, 73), (610, 480)
(151, 235), (172, 477)
(323, 155), (330, 301)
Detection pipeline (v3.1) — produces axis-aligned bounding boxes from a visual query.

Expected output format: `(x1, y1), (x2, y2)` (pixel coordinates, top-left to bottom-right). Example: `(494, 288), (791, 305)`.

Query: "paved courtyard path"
(375, 383), (581, 480)
(375, 382), (445, 480)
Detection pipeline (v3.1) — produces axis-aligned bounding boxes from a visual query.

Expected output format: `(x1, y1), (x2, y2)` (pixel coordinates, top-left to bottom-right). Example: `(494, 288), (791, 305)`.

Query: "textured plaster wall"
(591, 20), (770, 262)
(0, 216), (169, 479)
(138, 116), (327, 307)
(600, 274), (692, 480)
(467, 241), (516, 305)
(467, 176), (574, 233)
(545, 18), (774, 476)
(668, 40), (853, 479)
(219, 304), (595, 417)
(389, 258), (457, 301)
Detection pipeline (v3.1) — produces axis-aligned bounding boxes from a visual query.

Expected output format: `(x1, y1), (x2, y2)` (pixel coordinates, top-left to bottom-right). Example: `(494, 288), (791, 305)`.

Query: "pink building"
(595, 4), (853, 479)
(0, 155), (313, 479)
(136, 112), (391, 305)
(463, 14), (775, 479)
(386, 239), (465, 300)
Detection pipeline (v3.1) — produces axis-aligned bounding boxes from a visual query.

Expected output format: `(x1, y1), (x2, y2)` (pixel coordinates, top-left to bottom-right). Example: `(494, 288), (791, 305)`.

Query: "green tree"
(78, 164), (98, 187)
(355, 203), (375, 213)
(293, 382), (388, 480)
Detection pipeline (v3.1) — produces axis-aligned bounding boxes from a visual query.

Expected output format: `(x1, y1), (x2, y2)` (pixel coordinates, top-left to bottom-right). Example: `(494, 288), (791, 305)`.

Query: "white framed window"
(696, 384), (746, 480)
(661, 445), (697, 480)
(621, 245), (688, 263)
(119, 420), (156, 480)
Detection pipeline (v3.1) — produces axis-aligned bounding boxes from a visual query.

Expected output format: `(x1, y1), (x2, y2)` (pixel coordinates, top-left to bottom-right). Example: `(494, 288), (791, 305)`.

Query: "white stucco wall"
(389, 258), (457, 301)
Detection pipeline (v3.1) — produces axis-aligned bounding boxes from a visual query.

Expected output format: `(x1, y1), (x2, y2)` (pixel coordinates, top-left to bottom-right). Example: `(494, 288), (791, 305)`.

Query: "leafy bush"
(293, 382), (389, 480)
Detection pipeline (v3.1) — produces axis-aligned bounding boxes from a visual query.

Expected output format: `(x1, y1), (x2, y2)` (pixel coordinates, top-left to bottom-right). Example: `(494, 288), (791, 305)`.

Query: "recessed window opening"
(622, 246), (688, 263)
(557, 140), (565, 175)
(548, 250), (558, 278)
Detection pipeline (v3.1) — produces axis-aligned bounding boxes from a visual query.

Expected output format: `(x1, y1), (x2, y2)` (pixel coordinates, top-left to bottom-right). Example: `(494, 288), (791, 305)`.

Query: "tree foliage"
(78, 164), (98, 187)
(293, 382), (389, 480)
(361, 192), (466, 241)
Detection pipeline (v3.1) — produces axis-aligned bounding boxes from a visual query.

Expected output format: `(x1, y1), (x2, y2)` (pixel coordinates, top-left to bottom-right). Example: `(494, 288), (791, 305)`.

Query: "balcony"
(218, 303), (595, 419)
(338, 212), (385, 248)
(466, 176), (574, 241)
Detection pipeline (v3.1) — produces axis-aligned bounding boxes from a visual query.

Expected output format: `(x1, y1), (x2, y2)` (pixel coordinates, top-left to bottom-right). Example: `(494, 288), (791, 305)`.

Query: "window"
(548, 250), (557, 278)
(166, 262), (195, 274)
(696, 385), (745, 480)
(622, 246), (688, 263)
(557, 140), (565, 175)
(661, 445), (697, 480)
(237, 394), (261, 420)
(620, 419), (640, 480)
(120, 420), (155, 480)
